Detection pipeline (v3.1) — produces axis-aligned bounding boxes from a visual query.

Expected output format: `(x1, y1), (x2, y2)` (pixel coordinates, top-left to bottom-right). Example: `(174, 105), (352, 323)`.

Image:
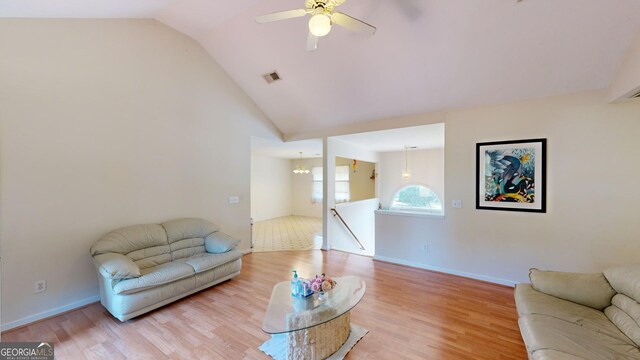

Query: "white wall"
(374, 91), (640, 285)
(325, 138), (379, 256)
(378, 149), (445, 209)
(250, 154), (292, 222)
(291, 158), (323, 218)
(0, 19), (280, 329)
(334, 199), (378, 256)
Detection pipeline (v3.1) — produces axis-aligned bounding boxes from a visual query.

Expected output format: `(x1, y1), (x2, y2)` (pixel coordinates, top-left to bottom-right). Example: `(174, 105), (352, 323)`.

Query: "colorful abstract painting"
(476, 139), (546, 212)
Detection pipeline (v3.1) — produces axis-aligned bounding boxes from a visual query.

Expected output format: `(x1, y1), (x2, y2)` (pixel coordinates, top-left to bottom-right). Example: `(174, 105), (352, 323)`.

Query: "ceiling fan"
(255, 0), (376, 51)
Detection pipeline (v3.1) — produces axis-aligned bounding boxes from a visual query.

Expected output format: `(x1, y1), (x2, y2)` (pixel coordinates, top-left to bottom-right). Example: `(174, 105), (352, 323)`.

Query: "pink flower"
(311, 282), (320, 292)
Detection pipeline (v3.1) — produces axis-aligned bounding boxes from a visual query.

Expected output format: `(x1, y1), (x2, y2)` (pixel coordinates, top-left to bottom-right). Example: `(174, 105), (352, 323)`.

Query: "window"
(391, 185), (442, 213)
(311, 167), (323, 203)
(310, 166), (351, 203)
(334, 165), (350, 203)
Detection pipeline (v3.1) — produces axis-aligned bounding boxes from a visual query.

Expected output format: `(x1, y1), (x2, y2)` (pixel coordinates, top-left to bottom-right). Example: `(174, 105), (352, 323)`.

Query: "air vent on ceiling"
(263, 71), (281, 84)
(629, 87), (640, 99)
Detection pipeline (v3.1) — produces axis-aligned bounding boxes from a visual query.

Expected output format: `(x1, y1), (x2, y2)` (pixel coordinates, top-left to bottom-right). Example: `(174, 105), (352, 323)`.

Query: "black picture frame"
(476, 138), (547, 213)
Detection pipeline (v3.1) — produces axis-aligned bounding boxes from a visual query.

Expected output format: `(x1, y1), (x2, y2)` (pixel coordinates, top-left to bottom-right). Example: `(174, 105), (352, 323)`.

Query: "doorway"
(250, 137), (324, 252)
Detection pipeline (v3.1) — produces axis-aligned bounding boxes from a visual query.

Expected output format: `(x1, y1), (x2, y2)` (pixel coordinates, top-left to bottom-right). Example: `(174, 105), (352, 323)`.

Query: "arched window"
(391, 185), (443, 213)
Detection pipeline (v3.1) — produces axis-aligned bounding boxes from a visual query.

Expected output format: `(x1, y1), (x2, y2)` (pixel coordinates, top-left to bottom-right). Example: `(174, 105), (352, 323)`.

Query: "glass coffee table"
(261, 276), (366, 360)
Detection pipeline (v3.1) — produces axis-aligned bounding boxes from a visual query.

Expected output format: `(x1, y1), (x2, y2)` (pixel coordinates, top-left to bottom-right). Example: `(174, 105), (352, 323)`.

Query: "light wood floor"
(3, 250), (527, 359)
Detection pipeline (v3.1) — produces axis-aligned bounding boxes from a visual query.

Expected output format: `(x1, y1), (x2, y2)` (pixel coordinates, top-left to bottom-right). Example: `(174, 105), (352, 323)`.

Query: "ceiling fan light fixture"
(308, 13), (332, 37)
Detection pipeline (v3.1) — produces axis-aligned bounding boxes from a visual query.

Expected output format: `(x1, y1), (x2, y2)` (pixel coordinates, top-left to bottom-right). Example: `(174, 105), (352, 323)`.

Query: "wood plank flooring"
(2, 250), (527, 359)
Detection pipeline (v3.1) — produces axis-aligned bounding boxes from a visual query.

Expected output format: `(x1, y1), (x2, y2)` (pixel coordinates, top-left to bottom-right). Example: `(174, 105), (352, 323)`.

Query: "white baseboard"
(373, 255), (517, 287)
(242, 248), (253, 255)
(1, 295), (100, 332)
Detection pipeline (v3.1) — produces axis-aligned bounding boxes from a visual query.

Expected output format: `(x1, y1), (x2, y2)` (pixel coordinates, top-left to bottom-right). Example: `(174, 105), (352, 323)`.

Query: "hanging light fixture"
(402, 146), (416, 180)
(293, 152), (310, 174)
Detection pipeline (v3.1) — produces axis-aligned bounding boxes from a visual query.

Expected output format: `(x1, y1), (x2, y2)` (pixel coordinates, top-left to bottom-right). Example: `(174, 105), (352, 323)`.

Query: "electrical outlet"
(35, 280), (46, 293)
(452, 200), (462, 208)
(422, 244), (429, 254)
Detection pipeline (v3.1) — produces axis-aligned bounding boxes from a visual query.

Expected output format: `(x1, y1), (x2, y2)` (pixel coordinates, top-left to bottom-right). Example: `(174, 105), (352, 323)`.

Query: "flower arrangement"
(309, 273), (337, 293)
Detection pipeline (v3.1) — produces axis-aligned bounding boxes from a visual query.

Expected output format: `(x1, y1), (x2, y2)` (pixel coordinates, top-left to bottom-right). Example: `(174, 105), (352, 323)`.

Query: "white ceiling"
(251, 137), (322, 159)
(0, 0), (173, 18)
(3, 0), (640, 137)
(334, 123), (444, 153)
(251, 123), (444, 158)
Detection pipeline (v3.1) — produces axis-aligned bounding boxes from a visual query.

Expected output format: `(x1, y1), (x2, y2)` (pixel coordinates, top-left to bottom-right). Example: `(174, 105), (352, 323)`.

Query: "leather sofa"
(515, 264), (640, 359)
(90, 218), (243, 321)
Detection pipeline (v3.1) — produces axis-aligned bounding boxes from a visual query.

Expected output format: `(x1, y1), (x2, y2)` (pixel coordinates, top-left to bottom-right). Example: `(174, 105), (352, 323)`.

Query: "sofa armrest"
(205, 231), (240, 253)
(529, 268), (616, 310)
(93, 253), (141, 280)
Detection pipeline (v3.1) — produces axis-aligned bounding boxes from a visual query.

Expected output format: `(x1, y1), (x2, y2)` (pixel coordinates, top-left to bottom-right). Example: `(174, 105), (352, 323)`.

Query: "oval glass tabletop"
(261, 275), (366, 334)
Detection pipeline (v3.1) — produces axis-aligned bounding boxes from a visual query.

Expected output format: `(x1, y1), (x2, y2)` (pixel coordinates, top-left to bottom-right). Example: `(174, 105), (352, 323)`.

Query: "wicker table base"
(286, 312), (351, 360)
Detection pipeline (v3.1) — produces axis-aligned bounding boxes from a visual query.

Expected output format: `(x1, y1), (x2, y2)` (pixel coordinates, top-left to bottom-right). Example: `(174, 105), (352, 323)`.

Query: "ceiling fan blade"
(327, 0), (348, 7)
(307, 32), (319, 51)
(331, 12), (376, 36)
(255, 9), (308, 24)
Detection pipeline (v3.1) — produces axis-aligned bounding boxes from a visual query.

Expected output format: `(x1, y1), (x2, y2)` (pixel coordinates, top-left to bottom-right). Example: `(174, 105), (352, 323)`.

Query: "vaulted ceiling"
(3, 0), (640, 137)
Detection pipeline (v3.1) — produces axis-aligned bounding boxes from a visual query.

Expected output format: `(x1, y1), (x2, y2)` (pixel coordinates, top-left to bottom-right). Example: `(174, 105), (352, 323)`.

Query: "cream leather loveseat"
(515, 264), (640, 359)
(90, 218), (243, 321)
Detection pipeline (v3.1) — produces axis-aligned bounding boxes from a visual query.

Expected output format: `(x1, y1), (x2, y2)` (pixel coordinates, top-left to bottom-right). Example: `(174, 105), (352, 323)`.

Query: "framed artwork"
(476, 138), (546, 213)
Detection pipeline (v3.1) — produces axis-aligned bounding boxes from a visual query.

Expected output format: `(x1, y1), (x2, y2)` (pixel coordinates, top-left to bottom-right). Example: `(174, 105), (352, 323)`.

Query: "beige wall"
(250, 154), (292, 222)
(291, 158), (323, 218)
(374, 91), (640, 285)
(336, 157), (376, 202)
(378, 149), (444, 209)
(0, 19), (279, 329)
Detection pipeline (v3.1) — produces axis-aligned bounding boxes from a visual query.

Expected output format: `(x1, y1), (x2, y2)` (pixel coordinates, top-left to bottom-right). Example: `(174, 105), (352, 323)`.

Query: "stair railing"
(330, 208), (365, 250)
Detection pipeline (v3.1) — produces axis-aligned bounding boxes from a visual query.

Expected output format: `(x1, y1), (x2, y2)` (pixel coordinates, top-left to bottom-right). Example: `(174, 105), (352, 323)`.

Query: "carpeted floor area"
(252, 215), (322, 252)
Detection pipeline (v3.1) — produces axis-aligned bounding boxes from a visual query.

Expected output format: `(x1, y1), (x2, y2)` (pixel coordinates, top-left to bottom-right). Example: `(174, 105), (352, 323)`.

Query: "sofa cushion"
(125, 246), (173, 270)
(605, 264), (640, 303)
(193, 258), (242, 288)
(177, 250), (242, 273)
(91, 224), (168, 255)
(613, 294), (640, 329)
(529, 268), (616, 310)
(109, 276), (197, 318)
(530, 350), (591, 360)
(161, 218), (220, 243)
(519, 314), (640, 360)
(606, 295), (640, 347)
(93, 253), (141, 280)
(205, 232), (241, 253)
(113, 262), (194, 295)
(91, 224), (171, 269)
(515, 284), (633, 343)
(170, 237), (206, 260)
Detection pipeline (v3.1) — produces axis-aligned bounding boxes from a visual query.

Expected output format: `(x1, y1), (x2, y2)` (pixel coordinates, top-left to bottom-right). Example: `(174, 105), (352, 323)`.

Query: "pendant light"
(293, 152), (310, 174)
(402, 146), (416, 180)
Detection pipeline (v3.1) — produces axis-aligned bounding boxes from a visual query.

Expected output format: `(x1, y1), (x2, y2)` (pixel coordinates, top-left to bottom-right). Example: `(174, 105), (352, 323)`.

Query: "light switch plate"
(228, 196), (240, 204)
(452, 200), (462, 208)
